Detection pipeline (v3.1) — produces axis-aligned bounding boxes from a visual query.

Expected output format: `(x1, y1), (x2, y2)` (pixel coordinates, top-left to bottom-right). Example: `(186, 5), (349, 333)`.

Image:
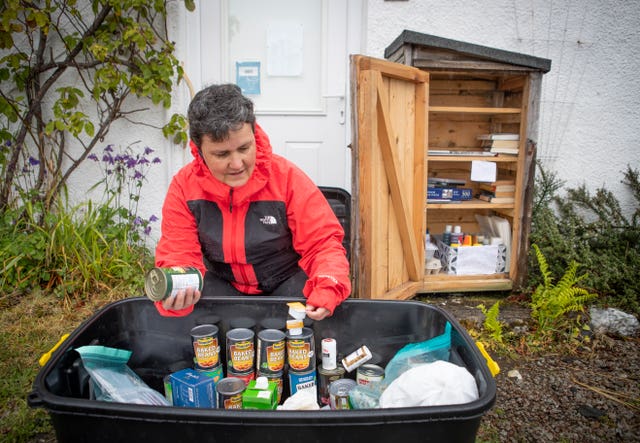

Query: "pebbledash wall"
(74, 0), (638, 247)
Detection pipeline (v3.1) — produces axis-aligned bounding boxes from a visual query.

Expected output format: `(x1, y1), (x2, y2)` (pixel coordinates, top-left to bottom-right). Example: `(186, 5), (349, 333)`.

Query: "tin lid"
(190, 323), (218, 338)
(328, 378), (357, 395)
(229, 317), (256, 330)
(216, 377), (246, 395)
(258, 328), (286, 342)
(227, 327), (255, 341)
(144, 268), (168, 302)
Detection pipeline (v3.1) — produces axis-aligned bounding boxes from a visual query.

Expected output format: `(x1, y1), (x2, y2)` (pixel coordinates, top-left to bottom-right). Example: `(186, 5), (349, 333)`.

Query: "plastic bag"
(76, 345), (169, 406)
(379, 360), (479, 408)
(383, 322), (452, 384)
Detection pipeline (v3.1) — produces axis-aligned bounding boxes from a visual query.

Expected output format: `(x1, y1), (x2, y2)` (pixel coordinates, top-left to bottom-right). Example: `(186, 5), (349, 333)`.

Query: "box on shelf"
(434, 237), (507, 275)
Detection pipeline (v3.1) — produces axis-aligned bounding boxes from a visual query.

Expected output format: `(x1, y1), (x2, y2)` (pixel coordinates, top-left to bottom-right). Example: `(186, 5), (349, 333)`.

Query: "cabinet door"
(350, 55), (428, 299)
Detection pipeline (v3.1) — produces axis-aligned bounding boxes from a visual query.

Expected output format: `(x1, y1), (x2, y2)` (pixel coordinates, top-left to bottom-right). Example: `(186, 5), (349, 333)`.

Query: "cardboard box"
(241, 378), (278, 410)
(170, 368), (217, 408)
(434, 237), (506, 275)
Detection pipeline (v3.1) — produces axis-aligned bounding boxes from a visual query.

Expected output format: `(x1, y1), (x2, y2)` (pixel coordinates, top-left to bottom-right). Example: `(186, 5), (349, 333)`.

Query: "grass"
(0, 289), (128, 442)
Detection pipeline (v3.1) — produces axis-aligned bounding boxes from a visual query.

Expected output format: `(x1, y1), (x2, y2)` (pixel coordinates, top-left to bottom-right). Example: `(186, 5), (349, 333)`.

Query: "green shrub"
(528, 164), (640, 316)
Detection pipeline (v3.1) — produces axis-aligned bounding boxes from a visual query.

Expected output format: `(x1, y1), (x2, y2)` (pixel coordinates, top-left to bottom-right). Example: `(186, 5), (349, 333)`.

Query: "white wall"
(130, 0), (639, 246)
(364, 0), (640, 215)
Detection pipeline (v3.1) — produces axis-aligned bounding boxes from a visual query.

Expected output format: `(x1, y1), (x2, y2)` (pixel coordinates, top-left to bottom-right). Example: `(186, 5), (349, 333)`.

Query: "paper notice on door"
(470, 160), (497, 182)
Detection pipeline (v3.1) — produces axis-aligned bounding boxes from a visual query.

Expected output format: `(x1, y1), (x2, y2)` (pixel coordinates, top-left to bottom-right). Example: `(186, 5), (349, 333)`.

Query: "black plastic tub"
(29, 296), (495, 443)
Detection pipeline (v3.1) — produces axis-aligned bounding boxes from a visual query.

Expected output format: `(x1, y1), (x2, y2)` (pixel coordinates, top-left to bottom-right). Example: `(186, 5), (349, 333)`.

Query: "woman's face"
(199, 123), (256, 187)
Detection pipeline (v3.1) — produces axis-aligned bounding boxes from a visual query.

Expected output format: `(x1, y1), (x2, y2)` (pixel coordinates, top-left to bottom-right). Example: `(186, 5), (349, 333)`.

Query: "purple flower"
(152, 157), (161, 164)
(133, 170), (143, 180)
(126, 157), (137, 169)
(88, 154), (98, 161)
(133, 216), (143, 226)
(28, 156), (40, 166)
(102, 154), (114, 164)
(144, 226), (152, 235)
(144, 147), (154, 155)
(104, 145), (114, 152)
(149, 214), (159, 222)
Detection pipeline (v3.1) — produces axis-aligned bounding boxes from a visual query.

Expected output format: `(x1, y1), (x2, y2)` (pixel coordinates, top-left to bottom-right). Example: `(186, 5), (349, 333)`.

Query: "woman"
(154, 84), (350, 320)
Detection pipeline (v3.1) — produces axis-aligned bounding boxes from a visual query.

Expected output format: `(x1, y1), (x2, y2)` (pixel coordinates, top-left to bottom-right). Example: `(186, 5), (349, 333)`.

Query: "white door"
(184, 0), (362, 191)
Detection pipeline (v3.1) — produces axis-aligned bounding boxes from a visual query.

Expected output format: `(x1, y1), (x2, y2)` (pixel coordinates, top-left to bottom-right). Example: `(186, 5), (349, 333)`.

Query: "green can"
(144, 266), (203, 302)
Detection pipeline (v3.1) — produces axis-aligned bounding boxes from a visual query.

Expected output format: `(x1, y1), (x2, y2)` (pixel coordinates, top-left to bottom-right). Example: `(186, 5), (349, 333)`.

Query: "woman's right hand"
(162, 286), (202, 311)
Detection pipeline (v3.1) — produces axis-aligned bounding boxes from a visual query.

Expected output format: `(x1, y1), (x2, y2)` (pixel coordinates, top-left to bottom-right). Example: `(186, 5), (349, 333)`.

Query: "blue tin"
(287, 369), (317, 398)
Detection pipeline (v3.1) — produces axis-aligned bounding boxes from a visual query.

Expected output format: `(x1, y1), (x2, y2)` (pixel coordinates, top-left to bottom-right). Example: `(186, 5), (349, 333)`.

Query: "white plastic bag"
(379, 360), (479, 408)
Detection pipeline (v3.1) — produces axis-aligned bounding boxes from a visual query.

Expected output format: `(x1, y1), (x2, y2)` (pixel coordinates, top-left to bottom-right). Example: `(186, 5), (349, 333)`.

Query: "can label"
(227, 328), (255, 373)
(288, 369), (317, 397)
(329, 378), (356, 410)
(227, 369), (255, 387)
(286, 328), (315, 372)
(257, 329), (286, 373)
(191, 324), (220, 370)
(196, 365), (224, 383)
(356, 364), (385, 386)
(144, 267), (203, 302)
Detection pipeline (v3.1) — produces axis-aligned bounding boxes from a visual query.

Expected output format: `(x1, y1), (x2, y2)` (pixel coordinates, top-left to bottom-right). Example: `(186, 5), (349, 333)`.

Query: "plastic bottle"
(451, 225), (463, 248)
(442, 225), (452, 246)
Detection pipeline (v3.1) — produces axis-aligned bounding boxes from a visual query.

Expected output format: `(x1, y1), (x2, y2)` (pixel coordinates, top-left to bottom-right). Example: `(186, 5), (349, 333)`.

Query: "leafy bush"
(528, 164), (640, 316)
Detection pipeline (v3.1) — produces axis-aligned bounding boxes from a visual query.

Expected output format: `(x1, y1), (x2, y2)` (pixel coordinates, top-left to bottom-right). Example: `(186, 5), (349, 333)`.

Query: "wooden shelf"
(421, 273), (513, 292)
(427, 153), (518, 162)
(426, 199), (514, 210)
(429, 106), (521, 114)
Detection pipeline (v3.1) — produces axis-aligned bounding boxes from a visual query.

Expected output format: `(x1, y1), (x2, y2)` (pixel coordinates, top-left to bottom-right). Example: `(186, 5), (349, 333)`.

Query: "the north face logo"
(260, 215), (277, 225)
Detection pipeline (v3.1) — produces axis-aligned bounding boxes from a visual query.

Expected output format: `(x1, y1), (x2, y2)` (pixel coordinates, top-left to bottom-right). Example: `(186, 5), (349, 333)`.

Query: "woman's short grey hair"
(188, 84), (256, 147)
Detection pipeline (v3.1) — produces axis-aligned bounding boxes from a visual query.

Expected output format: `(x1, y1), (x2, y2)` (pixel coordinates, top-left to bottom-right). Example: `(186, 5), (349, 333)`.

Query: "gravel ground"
(431, 296), (640, 442)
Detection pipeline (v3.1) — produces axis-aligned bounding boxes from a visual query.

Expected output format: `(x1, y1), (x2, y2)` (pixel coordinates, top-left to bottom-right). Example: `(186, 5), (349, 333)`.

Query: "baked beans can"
(356, 364), (385, 386)
(286, 327), (315, 372)
(191, 324), (220, 370)
(257, 370), (284, 404)
(329, 378), (356, 410)
(288, 369), (317, 398)
(317, 364), (345, 405)
(226, 328), (255, 373)
(256, 328), (286, 374)
(144, 266), (203, 302)
(215, 377), (245, 409)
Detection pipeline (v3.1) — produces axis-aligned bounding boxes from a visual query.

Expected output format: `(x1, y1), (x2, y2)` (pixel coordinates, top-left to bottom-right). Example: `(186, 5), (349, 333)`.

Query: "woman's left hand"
(305, 304), (330, 321)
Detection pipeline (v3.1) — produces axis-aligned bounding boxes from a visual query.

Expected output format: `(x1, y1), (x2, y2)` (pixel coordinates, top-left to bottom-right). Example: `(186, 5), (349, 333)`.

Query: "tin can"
(288, 369), (317, 397)
(215, 377), (245, 409)
(191, 324), (220, 370)
(163, 374), (173, 405)
(256, 328), (286, 374)
(196, 364), (224, 383)
(226, 328), (255, 373)
(329, 378), (357, 410)
(317, 364), (345, 405)
(144, 266), (203, 302)
(227, 368), (255, 386)
(356, 364), (385, 386)
(257, 370), (284, 404)
(286, 327), (315, 372)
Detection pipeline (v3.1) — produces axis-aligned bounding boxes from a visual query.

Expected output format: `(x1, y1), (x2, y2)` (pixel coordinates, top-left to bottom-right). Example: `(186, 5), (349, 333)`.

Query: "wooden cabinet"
(350, 31), (550, 300)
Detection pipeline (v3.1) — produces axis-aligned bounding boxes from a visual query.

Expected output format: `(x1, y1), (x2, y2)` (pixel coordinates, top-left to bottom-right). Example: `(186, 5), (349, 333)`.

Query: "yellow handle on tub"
(475, 341), (500, 377)
(39, 333), (70, 366)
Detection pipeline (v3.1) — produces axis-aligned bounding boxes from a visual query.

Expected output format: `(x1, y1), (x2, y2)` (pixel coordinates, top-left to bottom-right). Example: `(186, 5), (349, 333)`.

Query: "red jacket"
(154, 124), (350, 316)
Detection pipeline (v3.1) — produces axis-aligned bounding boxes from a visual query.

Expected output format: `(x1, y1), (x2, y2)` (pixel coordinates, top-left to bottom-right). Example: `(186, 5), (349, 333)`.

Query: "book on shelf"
(429, 149), (498, 157)
(479, 180), (516, 194)
(488, 139), (520, 149)
(477, 191), (515, 204)
(427, 177), (467, 187)
(427, 186), (473, 201)
(477, 133), (520, 141)
(489, 146), (519, 155)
